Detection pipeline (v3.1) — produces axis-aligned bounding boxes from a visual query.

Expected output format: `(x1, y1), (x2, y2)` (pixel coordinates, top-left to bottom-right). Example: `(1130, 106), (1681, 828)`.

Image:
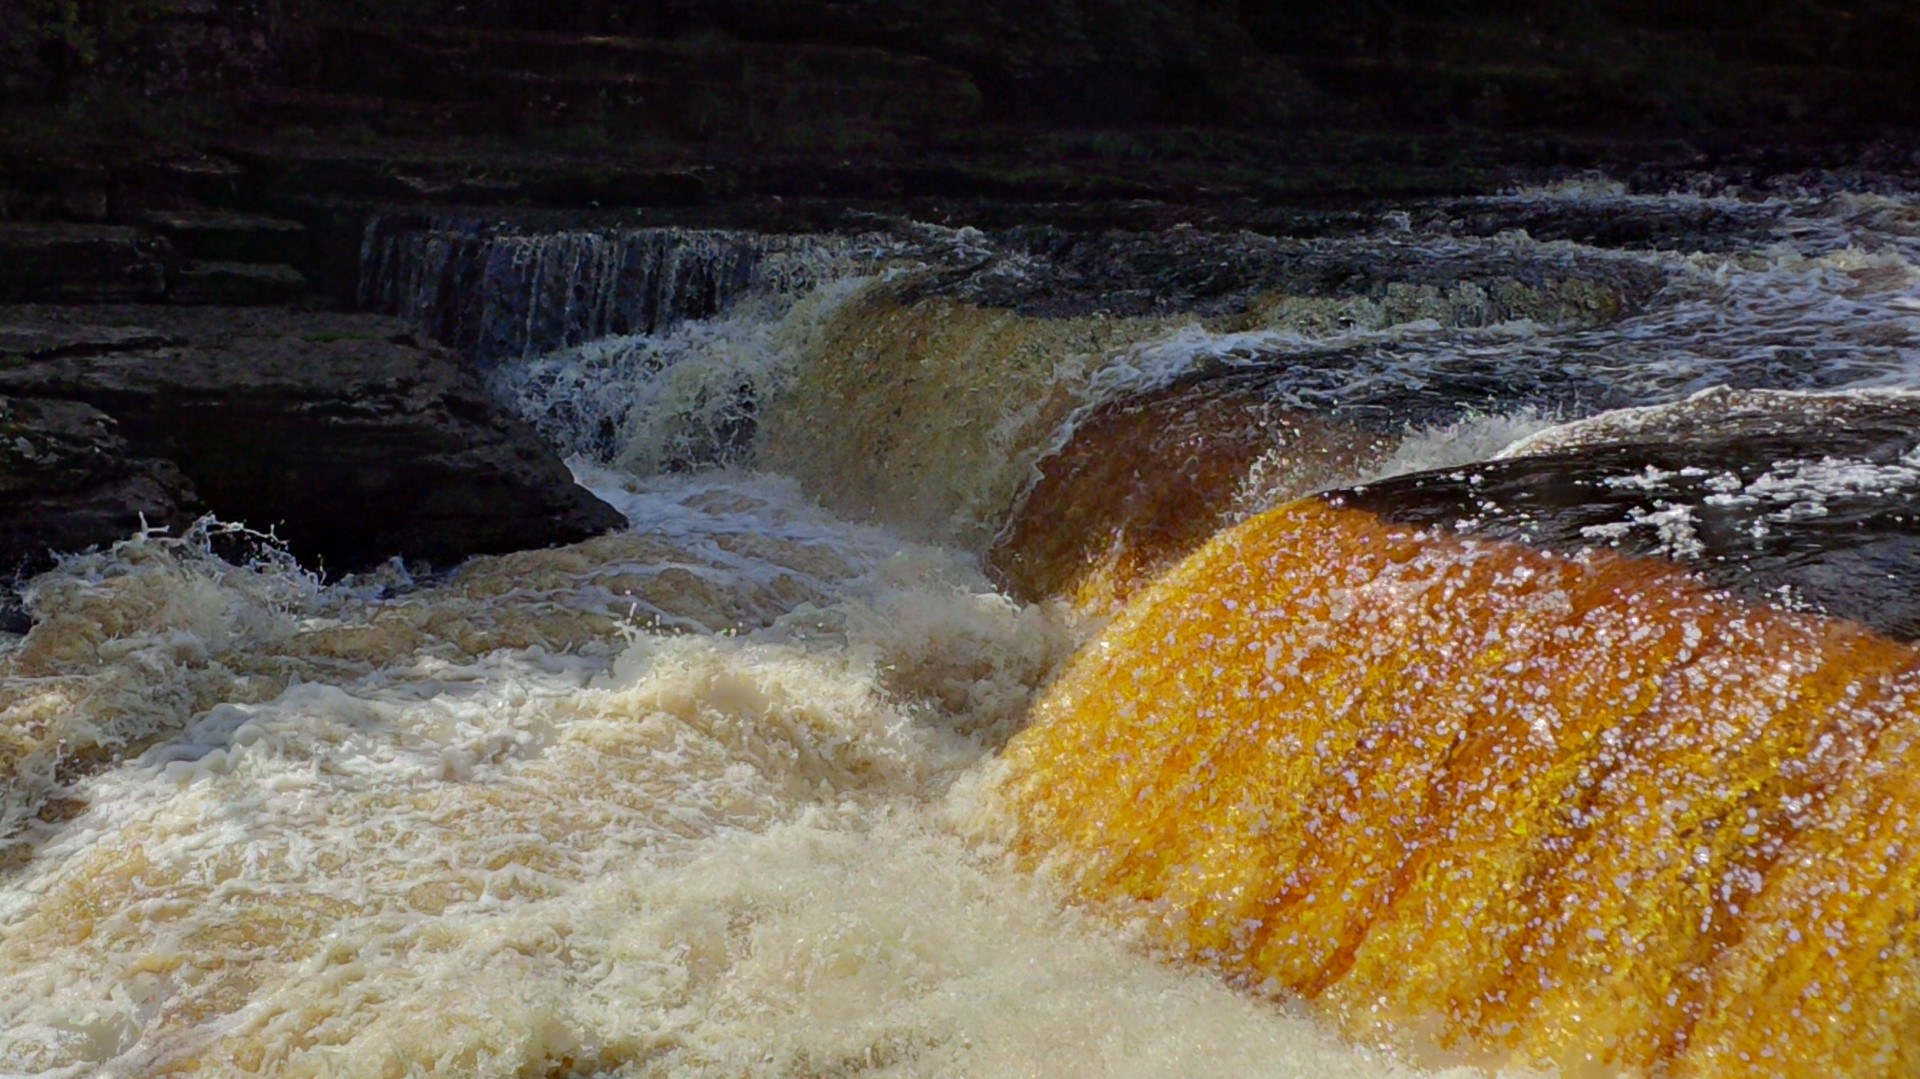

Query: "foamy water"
(7, 183), (1920, 1077)
(0, 483), (1469, 1078)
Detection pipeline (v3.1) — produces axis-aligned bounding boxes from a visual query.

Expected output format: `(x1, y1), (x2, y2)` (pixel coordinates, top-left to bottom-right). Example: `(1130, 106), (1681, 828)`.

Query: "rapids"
(5, 179), (1920, 1076)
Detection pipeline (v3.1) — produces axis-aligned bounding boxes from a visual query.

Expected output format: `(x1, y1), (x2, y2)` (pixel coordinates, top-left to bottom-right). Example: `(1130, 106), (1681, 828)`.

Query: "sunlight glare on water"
(7, 182), (1920, 1077)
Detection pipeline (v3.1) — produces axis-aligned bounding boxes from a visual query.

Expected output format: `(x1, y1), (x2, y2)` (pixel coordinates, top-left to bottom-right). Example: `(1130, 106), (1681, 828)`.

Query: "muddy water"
(5, 181), (1920, 1076)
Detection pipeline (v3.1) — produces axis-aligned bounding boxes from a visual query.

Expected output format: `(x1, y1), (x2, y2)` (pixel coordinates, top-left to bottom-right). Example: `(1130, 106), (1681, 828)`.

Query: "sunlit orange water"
(12, 186), (1920, 1077)
(990, 497), (1920, 1076)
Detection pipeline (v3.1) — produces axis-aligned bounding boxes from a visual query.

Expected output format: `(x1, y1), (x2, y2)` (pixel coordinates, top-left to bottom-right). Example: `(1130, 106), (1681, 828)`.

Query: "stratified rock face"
(272, 3), (1227, 129)
(0, 395), (197, 572)
(0, 225), (170, 304)
(0, 308), (623, 572)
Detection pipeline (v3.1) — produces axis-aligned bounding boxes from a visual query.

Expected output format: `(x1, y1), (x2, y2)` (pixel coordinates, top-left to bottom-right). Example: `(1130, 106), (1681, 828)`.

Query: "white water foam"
(0, 470), (1517, 1078)
(12, 183), (1920, 1078)
(488, 269), (888, 475)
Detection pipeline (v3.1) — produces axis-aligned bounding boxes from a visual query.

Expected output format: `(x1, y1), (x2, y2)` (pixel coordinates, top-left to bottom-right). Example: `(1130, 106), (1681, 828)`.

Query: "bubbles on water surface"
(490, 275), (881, 474)
(0, 475), (1103, 1076)
(10, 183), (1920, 1077)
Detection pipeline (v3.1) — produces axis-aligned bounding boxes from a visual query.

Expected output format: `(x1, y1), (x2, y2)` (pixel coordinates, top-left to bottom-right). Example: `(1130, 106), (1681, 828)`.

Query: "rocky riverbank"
(0, 306), (622, 582)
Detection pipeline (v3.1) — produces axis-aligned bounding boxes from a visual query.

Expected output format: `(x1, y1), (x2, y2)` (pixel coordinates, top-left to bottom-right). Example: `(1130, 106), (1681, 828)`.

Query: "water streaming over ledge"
(5, 182), (1920, 1076)
(358, 214), (885, 364)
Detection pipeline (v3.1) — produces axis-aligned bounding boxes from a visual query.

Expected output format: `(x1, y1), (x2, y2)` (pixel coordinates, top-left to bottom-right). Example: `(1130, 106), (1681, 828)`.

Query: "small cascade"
(358, 215), (867, 363)
(754, 282), (1613, 553)
(757, 291), (1175, 548)
(16, 181), (1920, 1078)
(488, 274), (878, 475)
(986, 497), (1920, 1075)
(985, 347), (1572, 614)
(989, 373), (1393, 613)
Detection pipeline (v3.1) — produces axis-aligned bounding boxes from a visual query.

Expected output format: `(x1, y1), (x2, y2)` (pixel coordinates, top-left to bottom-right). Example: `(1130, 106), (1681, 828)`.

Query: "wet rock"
(1498, 386), (1920, 456)
(1333, 388), (1920, 639)
(908, 226), (1670, 325)
(0, 306), (624, 572)
(0, 395), (197, 574)
(1428, 194), (1787, 252)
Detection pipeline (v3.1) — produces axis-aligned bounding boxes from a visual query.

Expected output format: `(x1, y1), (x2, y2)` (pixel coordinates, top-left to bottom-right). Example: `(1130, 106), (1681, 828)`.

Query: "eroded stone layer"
(990, 497), (1920, 1076)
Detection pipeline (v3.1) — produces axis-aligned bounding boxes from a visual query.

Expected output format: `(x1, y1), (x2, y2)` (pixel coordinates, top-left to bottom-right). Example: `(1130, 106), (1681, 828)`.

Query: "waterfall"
(358, 214), (869, 364)
(9, 182), (1920, 1078)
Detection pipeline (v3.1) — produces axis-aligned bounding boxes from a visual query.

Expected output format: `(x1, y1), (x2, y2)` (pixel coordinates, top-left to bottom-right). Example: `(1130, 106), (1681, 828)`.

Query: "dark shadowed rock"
(143, 210), (308, 264)
(1331, 388), (1920, 640)
(0, 225), (170, 304)
(0, 395), (197, 575)
(275, 21), (984, 148)
(0, 307), (624, 572)
(905, 226), (1671, 324)
(169, 261), (309, 306)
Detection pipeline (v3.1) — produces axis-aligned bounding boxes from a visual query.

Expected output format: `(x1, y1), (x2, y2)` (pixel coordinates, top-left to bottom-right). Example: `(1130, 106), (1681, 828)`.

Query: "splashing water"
(359, 217), (885, 365)
(9, 184), (1920, 1077)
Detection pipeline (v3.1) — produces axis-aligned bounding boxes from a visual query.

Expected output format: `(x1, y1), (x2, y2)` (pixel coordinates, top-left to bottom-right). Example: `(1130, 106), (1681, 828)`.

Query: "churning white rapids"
(5, 180), (1920, 1077)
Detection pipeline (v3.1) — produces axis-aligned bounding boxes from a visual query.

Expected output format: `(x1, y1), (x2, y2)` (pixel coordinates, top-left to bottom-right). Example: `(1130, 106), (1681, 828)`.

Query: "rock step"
(223, 143), (713, 208)
(0, 148), (243, 225)
(143, 210), (308, 265)
(0, 224), (313, 307)
(170, 262), (309, 307)
(236, 88), (500, 140)
(0, 225), (169, 304)
(0, 324), (182, 360)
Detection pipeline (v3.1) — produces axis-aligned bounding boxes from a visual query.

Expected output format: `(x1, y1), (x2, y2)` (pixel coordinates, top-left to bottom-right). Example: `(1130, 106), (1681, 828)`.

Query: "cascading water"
(358, 215), (886, 364)
(5, 181), (1920, 1076)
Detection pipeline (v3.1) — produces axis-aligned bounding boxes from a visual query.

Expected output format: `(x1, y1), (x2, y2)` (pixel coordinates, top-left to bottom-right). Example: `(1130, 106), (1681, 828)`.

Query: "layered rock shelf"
(0, 308), (622, 574)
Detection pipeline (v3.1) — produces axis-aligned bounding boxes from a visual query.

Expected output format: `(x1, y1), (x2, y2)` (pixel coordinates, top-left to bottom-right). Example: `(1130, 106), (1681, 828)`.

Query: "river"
(4, 177), (1919, 1076)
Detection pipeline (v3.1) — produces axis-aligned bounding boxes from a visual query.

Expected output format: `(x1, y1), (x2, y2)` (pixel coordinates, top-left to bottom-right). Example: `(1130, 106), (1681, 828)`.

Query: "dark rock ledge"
(1332, 390), (1920, 641)
(0, 306), (624, 577)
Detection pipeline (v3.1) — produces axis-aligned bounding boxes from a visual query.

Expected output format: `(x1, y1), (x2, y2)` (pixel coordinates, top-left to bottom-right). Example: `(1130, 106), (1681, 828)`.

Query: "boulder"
(0, 308), (624, 572)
